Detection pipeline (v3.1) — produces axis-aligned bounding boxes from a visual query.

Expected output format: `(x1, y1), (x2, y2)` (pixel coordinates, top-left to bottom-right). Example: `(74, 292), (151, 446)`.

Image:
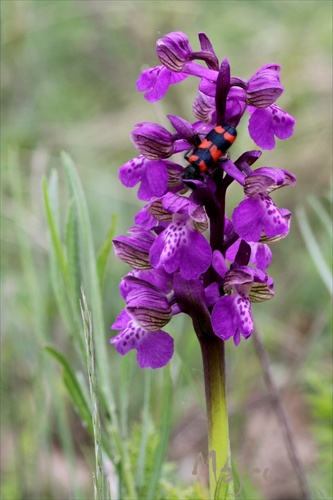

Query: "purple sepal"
(198, 79), (216, 98)
(244, 167), (296, 196)
(156, 32), (193, 72)
(204, 282), (220, 307)
(130, 122), (174, 159)
(234, 150), (262, 176)
(223, 266), (267, 291)
(113, 227), (155, 270)
(215, 58), (231, 125)
(246, 64), (284, 107)
(134, 205), (157, 230)
(221, 158), (246, 185)
(248, 104), (296, 150)
(212, 250), (229, 279)
(167, 115), (197, 145)
(192, 92), (216, 124)
(121, 276), (172, 330)
(225, 87), (247, 127)
(197, 32), (219, 70)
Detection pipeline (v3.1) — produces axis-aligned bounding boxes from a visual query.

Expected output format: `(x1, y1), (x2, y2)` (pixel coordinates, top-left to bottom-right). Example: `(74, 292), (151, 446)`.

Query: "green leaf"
(80, 287), (107, 500)
(97, 215), (117, 290)
(147, 366), (172, 500)
(65, 197), (82, 316)
(136, 369), (152, 490)
(214, 468), (235, 500)
(60, 152), (137, 498)
(44, 344), (93, 435)
(308, 194), (332, 240)
(296, 206), (333, 296)
(47, 172), (79, 337)
(43, 177), (68, 286)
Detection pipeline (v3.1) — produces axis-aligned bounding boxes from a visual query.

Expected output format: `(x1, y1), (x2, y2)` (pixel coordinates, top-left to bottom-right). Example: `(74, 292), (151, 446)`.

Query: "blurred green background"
(2, 1), (332, 499)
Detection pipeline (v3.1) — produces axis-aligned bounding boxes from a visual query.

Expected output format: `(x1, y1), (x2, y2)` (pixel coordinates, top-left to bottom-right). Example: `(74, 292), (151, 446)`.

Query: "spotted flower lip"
(110, 310), (174, 369)
(248, 104), (296, 150)
(232, 193), (291, 242)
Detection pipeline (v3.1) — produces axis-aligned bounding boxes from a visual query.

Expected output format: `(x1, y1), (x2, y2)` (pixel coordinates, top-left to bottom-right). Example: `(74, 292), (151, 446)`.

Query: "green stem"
(199, 336), (234, 500)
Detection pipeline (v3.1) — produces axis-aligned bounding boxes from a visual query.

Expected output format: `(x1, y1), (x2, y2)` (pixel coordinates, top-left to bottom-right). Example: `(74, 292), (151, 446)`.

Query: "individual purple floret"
(110, 31), (296, 368)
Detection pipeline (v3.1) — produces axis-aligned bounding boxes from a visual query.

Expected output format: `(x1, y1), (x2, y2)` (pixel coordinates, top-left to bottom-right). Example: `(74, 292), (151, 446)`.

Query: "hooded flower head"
(111, 31), (295, 367)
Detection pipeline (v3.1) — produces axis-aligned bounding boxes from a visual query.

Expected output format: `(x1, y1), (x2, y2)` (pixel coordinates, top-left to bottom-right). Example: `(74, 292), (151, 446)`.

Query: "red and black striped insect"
(182, 124), (237, 180)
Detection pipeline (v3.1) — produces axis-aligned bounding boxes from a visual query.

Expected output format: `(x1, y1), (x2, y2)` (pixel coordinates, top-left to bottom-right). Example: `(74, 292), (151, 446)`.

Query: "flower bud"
(131, 122), (174, 159)
(156, 32), (192, 72)
(246, 64), (284, 107)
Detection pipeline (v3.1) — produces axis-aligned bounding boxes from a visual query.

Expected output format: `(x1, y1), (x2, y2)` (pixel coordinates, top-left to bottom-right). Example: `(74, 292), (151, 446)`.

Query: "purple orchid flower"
(110, 310), (174, 369)
(211, 250), (274, 345)
(111, 31), (296, 368)
(232, 167), (296, 242)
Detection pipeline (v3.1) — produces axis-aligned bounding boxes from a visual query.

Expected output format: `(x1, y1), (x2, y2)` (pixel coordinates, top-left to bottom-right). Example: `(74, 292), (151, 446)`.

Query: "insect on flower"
(182, 124), (237, 180)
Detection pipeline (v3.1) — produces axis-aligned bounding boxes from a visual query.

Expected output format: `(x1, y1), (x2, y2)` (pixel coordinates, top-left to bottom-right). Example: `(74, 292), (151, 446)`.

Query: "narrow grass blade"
(214, 468), (235, 500)
(60, 152), (137, 498)
(43, 178), (68, 286)
(65, 197), (82, 318)
(308, 195), (332, 240)
(147, 366), (172, 500)
(296, 206), (332, 296)
(47, 171), (75, 332)
(119, 354), (132, 439)
(135, 369), (152, 490)
(44, 345), (93, 436)
(80, 286), (106, 500)
(97, 215), (117, 290)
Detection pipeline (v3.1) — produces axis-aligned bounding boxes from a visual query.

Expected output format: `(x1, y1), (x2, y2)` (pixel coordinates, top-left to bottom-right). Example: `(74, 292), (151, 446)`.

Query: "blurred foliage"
(1, 1), (332, 499)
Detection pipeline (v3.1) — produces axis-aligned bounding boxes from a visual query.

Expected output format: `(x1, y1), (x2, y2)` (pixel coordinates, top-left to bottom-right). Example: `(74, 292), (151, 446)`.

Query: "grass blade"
(60, 152), (137, 498)
(65, 197), (82, 318)
(135, 369), (152, 490)
(44, 344), (93, 436)
(43, 178), (68, 286)
(147, 366), (172, 500)
(296, 206), (332, 296)
(80, 286), (107, 500)
(97, 215), (117, 290)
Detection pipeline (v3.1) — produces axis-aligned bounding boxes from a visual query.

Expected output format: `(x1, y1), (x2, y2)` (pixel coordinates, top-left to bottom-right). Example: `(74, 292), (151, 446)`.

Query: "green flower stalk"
(200, 337), (232, 498)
